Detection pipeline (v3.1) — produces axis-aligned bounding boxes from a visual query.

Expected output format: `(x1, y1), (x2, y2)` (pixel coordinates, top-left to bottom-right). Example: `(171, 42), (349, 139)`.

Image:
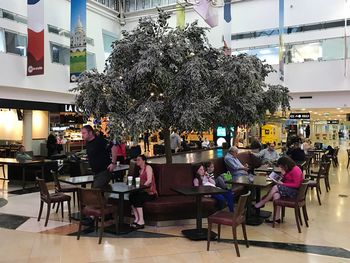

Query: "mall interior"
(1, 0), (350, 262)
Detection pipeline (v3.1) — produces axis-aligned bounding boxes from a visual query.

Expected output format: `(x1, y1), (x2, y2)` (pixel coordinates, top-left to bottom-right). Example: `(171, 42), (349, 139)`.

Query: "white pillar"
(23, 110), (33, 151)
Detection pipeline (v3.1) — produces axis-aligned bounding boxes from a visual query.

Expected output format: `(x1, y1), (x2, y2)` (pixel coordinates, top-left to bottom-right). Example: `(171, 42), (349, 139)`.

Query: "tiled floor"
(0, 146), (349, 262)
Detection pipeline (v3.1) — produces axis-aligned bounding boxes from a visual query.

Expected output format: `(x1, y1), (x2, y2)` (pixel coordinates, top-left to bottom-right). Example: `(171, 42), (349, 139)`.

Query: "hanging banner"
(223, 0), (232, 55)
(193, 0), (219, 28)
(176, 3), (185, 28)
(27, 0), (44, 76)
(278, 0), (285, 81)
(70, 0), (87, 82)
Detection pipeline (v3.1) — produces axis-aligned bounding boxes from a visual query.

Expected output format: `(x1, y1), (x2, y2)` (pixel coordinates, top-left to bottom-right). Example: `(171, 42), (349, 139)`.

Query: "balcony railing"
(232, 36), (350, 65)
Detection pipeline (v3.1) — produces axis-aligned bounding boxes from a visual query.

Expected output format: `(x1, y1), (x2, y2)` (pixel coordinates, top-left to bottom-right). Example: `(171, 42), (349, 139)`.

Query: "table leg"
(256, 188), (272, 219)
(196, 195), (202, 230)
(22, 167), (26, 189)
(105, 192), (134, 235)
(181, 195), (217, 241)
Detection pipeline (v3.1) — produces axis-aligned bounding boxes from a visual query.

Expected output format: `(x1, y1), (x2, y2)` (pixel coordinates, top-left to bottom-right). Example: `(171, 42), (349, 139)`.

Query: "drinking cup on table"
(127, 176), (133, 186)
(135, 177), (140, 188)
(116, 161), (120, 166)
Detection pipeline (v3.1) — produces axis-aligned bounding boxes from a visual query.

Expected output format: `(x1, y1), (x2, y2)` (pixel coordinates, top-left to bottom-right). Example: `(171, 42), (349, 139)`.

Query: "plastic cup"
(135, 177), (140, 188)
(116, 161), (120, 166)
(127, 176), (133, 186)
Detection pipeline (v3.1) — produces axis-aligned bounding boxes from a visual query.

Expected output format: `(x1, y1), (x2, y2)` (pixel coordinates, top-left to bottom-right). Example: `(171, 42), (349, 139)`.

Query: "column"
(23, 110), (33, 151)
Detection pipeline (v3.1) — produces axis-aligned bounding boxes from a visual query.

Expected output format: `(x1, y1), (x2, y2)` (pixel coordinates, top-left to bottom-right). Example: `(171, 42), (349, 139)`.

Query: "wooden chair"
(273, 182), (309, 233)
(37, 178), (71, 227)
(331, 147), (339, 167)
(52, 171), (78, 207)
(207, 191), (251, 257)
(302, 154), (313, 175)
(77, 188), (117, 244)
(347, 149), (350, 169)
(307, 161), (331, 205)
(307, 161), (331, 192)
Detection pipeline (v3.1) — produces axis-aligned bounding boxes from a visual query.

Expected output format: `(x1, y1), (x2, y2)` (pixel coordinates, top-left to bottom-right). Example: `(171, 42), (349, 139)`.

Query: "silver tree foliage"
(72, 9), (291, 161)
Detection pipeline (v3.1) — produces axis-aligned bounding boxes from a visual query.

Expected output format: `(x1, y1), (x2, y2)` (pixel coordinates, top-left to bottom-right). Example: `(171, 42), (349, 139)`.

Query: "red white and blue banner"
(70, 0), (87, 82)
(27, 0), (44, 76)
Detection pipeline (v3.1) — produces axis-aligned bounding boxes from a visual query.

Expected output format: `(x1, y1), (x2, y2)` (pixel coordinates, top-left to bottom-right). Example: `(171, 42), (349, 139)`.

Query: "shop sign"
(60, 104), (82, 113)
(327, 120), (339, 124)
(314, 121), (327, 125)
(289, 113), (310, 119)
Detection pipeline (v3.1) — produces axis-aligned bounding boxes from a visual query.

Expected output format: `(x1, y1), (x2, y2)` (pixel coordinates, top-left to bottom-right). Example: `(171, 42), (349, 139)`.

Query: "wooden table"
(113, 164), (129, 172)
(111, 164), (130, 182)
(0, 158), (56, 189)
(226, 176), (273, 226)
(172, 186), (228, 241)
(59, 175), (94, 188)
(105, 182), (148, 235)
(59, 164), (129, 187)
(255, 161), (305, 174)
(255, 165), (282, 174)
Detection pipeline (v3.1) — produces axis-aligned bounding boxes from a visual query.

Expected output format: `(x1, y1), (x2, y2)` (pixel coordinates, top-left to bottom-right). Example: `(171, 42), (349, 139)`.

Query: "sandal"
(265, 219), (281, 224)
(131, 223), (145, 229)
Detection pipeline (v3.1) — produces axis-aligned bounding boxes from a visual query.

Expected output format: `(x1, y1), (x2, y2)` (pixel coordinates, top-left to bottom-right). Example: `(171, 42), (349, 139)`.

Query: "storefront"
(0, 99), (85, 156)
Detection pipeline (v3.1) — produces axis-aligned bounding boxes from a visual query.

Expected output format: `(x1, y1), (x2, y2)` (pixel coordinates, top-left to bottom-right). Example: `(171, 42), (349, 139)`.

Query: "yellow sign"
(261, 124), (279, 145)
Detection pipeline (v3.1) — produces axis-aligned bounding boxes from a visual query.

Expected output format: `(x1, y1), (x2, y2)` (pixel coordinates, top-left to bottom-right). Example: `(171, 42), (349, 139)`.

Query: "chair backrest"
(318, 161), (331, 177)
(37, 178), (50, 200)
(296, 182), (309, 202)
(51, 171), (62, 192)
(233, 191), (251, 223)
(334, 147), (340, 157)
(321, 154), (331, 162)
(303, 155), (313, 173)
(78, 188), (105, 210)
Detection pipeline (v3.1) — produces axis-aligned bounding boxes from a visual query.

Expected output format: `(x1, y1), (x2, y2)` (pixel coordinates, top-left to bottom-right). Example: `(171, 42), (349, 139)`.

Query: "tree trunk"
(163, 128), (172, 164)
(225, 126), (232, 148)
(233, 125), (238, 146)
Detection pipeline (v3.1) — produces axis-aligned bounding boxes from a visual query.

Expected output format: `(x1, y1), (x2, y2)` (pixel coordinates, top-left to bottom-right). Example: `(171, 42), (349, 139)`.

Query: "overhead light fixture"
(259, 49), (272, 55)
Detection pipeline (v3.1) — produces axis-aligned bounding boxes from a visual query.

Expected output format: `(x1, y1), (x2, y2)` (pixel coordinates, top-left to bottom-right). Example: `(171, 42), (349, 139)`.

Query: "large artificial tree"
(210, 53), (291, 146)
(73, 10), (219, 163)
(72, 9), (291, 163)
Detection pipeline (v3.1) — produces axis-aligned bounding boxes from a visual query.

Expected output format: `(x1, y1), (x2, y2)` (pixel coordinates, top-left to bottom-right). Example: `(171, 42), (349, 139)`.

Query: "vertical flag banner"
(27, 0), (44, 76)
(279, 0), (285, 81)
(223, 0), (232, 55)
(193, 0), (219, 28)
(176, 3), (185, 28)
(70, 0), (87, 82)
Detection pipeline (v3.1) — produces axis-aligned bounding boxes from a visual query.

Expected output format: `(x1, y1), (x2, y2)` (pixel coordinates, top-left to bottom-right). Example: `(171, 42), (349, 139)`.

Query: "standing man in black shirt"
(82, 125), (117, 189)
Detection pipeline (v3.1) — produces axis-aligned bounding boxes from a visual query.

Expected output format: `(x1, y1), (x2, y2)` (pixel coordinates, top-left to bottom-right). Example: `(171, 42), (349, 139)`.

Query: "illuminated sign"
(327, 120), (339, 124)
(289, 113), (310, 119)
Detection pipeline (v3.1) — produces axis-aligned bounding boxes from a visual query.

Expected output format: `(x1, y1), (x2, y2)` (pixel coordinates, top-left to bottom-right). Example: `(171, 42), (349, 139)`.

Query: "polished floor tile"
(0, 147), (350, 262)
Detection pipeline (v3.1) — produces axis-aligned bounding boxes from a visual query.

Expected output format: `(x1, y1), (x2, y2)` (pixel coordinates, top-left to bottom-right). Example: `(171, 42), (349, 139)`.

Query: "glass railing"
(94, 0), (119, 11)
(125, 0), (176, 13)
(232, 36), (350, 65)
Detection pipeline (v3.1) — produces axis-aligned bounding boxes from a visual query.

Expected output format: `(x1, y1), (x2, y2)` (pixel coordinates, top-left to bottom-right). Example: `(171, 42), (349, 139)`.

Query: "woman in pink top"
(114, 140), (127, 163)
(129, 155), (157, 229)
(255, 156), (303, 223)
